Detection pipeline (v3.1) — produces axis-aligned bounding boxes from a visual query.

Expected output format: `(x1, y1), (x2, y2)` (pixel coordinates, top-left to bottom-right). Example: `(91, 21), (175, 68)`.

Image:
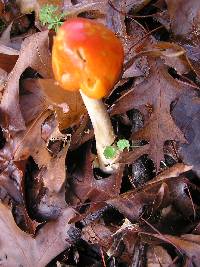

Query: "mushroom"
(52, 18), (124, 173)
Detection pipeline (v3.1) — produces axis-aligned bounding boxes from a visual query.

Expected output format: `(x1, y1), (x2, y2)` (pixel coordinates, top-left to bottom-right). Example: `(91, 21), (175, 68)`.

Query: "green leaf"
(117, 139), (130, 151)
(103, 146), (117, 159)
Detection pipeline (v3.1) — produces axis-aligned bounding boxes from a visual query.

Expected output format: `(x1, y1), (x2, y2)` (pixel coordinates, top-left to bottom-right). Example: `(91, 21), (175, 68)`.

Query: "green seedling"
(103, 139), (131, 159)
(117, 139), (130, 151)
(103, 145), (118, 159)
(39, 4), (65, 31)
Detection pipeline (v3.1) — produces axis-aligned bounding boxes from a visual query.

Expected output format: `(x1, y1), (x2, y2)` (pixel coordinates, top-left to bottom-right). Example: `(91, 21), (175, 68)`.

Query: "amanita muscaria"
(52, 18), (124, 173)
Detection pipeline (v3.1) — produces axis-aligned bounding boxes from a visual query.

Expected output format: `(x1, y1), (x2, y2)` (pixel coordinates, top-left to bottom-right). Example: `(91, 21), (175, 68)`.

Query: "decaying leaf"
(0, 202), (76, 267)
(32, 147), (69, 220)
(166, 0), (200, 76)
(111, 59), (189, 168)
(0, 23), (20, 55)
(82, 222), (115, 250)
(148, 233), (200, 266)
(0, 30), (52, 132)
(38, 79), (86, 130)
(19, 79), (48, 124)
(13, 110), (52, 166)
(172, 90), (200, 175)
(66, 144), (124, 206)
(0, 1), (199, 266)
(147, 246), (173, 267)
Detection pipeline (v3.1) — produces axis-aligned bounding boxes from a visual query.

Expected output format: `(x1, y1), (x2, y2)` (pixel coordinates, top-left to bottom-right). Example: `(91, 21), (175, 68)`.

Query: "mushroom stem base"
(80, 90), (119, 173)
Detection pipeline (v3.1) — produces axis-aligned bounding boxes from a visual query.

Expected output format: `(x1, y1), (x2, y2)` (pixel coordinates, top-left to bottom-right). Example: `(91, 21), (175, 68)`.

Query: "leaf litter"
(0, 0), (199, 266)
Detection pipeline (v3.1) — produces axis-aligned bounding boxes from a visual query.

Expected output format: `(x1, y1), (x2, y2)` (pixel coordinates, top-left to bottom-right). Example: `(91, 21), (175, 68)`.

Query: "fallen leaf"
(42, 138), (70, 193)
(38, 79), (86, 130)
(137, 41), (191, 75)
(70, 114), (94, 150)
(107, 220), (143, 264)
(19, 79), (48, 124)
(0, 202), (76, 267)
(0, 53), (18, 73)
(166, 0), (200, 40)
(82, 222), (115, 250)
(0, 30), (52, 133)
(111, 59), (188, 169)
(66, 143), (123, 206)
(13, 110), (52, 167)
(166, 0), (200, 76)
(172, 90), (200, 175)
(152, 163), (193, 183)
(107, 187), (160, 222)
(147, 245), (173, 267)
(0, 23), (20, 55)
(63, 1), (108, 19)
(149, 233), (200, 266)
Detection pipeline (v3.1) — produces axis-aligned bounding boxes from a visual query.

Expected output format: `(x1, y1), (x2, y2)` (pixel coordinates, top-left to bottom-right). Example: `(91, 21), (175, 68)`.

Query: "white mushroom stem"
(80, 89), (119, 173)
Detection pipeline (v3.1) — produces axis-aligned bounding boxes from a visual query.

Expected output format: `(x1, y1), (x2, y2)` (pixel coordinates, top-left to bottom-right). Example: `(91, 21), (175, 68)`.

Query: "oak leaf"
(0, 202), (76, 267)
(111, 59), (188, 169)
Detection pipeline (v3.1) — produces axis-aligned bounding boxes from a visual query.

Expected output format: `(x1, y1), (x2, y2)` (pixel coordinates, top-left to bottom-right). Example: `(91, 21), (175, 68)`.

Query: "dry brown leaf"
(0, 30), (52, 133)
(20, 79), (48, 124)
(43, 139), (70, 193)
(107, 221), (142, 264)
(152, 163), (193, 183)
(0, 53), (18, 73)
(150, 233), (200, 266)
(13, 110), (52, 167)
(82, 222), (115, 250)
(0, 24), (19, 72)
(172, 90), (200, 175)
(147, 246), (173, 267)
(166, 0), (200, 77)
(111, 59), (188, 169)
(0, 44), (19, 56)
(70, 114), (94, 150)
(166, 0), (200, 40)
(0, 23), (20, 55)
(38, 79), (86, 130)
(136, 41), (191, 75)
(66, 144), (123, 206)
(63, 1), (107, 18)
(32, 141), (70, 219)
(119, 144), (150, 164)
(0, 202), (76, 267)
(107, 187), (160, 222)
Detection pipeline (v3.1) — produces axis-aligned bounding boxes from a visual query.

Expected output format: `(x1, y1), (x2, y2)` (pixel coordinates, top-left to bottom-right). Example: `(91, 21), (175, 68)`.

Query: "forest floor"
(0, 0), (199, 266)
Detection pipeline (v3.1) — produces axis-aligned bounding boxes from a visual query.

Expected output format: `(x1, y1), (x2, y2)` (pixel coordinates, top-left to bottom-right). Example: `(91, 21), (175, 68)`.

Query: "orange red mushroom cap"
(52, 18), (124, 99)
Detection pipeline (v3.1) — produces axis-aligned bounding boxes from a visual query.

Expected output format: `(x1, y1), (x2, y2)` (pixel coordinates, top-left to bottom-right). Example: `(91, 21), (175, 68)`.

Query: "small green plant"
(103, 139), (131, 159)
(116, 139), (130, 151)
(103, 145), (118, 159)
(39, 4), (65, 31)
